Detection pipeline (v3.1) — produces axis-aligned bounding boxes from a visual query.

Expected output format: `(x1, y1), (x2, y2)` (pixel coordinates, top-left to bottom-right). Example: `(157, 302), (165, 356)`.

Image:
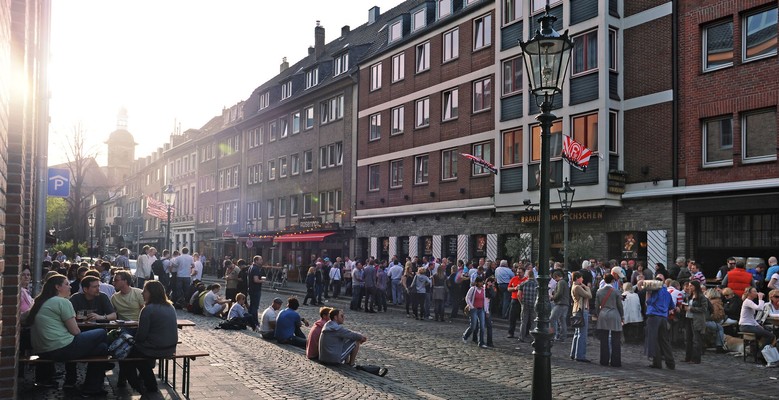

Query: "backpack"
(107, 331), (135, 359)
(151, 259), (165, 277)
(192, 291), (207, 315)
(215, 317), (247, 330)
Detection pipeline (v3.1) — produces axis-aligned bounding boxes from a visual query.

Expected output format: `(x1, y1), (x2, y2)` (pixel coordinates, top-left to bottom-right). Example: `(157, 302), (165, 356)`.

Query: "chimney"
(341, 25), (350, 37)
(280, 57), (289, 73)
(368, 6), (380, 25)
(315, 21), (325, 59)
(308, 46), (315, 55)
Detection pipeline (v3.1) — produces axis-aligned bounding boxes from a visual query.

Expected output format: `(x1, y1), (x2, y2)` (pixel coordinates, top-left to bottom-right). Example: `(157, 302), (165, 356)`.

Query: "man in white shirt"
(192, 252), (204, 281)
(259, 298), (283, 339)
(174, 247), (195, 306)
(135, 246), (156, 289)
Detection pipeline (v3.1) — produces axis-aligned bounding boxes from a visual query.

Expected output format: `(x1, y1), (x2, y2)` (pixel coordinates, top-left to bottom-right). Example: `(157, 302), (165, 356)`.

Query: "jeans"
(570, 309), (589, 360)
(434, 298), (445, 321)
(740, 324), (776, 347)
(41, 329), (108, 392)
(376, 288), (387, 311)
(364, 287), (376, 311)
(350, 285), (364, 310)
(684, 318), (702, 363)
(174, 277), (191, 305)
(519, 302), (537, 341)
(550, 304), (569, 340)
(331, 280), (342, 298)
(391, 279), (404, 305)
(413, 293), (426, 318)
(278, 326), (307, 349)
(424, 292), (432, 318)
(122, 347), (158, 390)
(315, 283), (324, 303)
(507, 299), (521, 336)
(705, 320), (725, 347)
(463, 308), (486, 346)
(249, 288), (262, 327)
(449, 287), (460, 318)
(499, 283), (510, 318)
(135, 277), (146, 289)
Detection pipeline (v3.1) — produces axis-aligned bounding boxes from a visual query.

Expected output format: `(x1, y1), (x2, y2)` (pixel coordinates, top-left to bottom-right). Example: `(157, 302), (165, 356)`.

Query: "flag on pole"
(459, 153), (498, 175)
(145, 195), (173, 220)
(562, 135), (593, 172)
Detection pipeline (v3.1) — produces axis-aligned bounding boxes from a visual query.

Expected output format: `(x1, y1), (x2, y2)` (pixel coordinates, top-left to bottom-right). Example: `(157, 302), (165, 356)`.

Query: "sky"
(48, 0), (404, 166)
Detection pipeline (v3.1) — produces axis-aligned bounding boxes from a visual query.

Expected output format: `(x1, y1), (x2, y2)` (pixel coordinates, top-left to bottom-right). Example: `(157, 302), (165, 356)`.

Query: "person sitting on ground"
(226, 293), (255, 329)
(319, 308), (367, 366)
(306, 306), (333, 360)
(259, 297), (283, 340)
(203, 283), (231, 318)
(275, 297), (309, 348)
(123, 280), (178, 395)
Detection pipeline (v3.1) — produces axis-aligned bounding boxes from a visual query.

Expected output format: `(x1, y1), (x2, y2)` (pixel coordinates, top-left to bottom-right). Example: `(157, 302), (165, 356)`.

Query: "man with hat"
(601, 267), (624, 290)
(259, 297), (283, 339)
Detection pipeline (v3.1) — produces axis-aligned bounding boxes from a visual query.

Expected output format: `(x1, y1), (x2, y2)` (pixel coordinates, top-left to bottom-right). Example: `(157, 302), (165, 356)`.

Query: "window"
(368, 164), (380, 191)
(279, 198), (287, 218)
(319, 147), (328, 169)
(304, 106), (314, 130)
(416, 41), (431, 72)
(291, 112), (301, 134)
(335, 190), (342, 211)
(472, 142), (492, 176)
(279, 156), (288, 177)
(281, 81), (292, 100)
(390, 159), (403, 188)
(503, 0), (522, 25)
(320, 95), (344, 124)
(502, 128), (523, 166)
(702, 116), (733, 166)
(269, 121), (278, 142)
(306, 68), (318, 89)
(531, 120), (563, 161)
(703, 21), (733, 71)
(290, 195), (299, 216)
(572, 112), (598, 151)
(259, 92), (269, 109)
(291, 153), (300, 175)
(438, 0), (451, 19)
(366, 113), (381, 141)
(533, 0), (561, 13)
(370, 62), (382, 91)
(742, 109), (777, 162)
(443, 28), (459, 62)
(319, 192), (328, 214)
(502, 57), (522, 95)
(334, 53), (349, 76)
(474, 14), (492, 49)
(332, 142), (343, 166)
(743, 7), (778, 62)
(442, 88), (459, 121)
(303, 193), (312, 215)
(267, 199), (275, 219)
(392, 53), (405, 82)
(573, 30), (598, 75)
(416, 98), (430, 127)
(304, 150), (313, 172)
(268, 160), (276, 180)
(389, 21), (402, 42)
(415, 155), (429, 184)
(257, 126), (264, 145)
(412, 9), (426, 31)
(442, 149), (458, 180)
(280, 117), (289, 138)
(609, 29), (618, 71)
(473, 78), (492, 112)
(391, 106), (404, 135)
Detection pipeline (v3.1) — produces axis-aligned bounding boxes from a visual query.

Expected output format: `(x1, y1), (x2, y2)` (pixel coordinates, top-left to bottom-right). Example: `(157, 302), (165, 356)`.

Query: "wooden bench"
(739, 332), (759, 364)
(19, 349), (209, 399)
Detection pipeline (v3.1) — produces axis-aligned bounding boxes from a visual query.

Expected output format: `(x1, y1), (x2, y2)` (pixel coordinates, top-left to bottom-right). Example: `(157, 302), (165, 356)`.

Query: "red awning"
(273, 232), (336, 243)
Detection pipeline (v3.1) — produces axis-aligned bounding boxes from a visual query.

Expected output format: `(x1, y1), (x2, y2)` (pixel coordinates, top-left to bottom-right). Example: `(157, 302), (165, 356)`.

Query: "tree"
(46, 197), (68, 233)
(566, 234), (595, 265)
(505, 234), (533, 264)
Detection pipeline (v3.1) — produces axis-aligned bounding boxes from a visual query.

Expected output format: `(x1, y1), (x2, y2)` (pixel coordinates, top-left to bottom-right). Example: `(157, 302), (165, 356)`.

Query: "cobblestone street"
(18, 282), (779, 399)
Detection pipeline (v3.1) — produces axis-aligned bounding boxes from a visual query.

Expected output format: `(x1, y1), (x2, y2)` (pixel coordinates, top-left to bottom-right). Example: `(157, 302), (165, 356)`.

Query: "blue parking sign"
(48, 168), (70, 197)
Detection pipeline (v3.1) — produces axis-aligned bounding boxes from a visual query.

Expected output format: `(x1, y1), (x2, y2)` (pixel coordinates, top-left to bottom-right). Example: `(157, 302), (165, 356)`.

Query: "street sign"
(47, 168), (71, 197)
(246, 239), (253, 248)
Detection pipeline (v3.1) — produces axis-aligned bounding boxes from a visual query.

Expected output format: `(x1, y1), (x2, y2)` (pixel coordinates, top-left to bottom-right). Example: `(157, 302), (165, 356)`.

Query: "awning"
(273, 232), (335, 243)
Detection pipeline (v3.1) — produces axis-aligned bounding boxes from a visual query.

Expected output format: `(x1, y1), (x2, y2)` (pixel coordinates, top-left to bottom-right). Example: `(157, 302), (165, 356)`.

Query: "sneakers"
(462, 337), (468, 344)
(479, 344), (489, 349)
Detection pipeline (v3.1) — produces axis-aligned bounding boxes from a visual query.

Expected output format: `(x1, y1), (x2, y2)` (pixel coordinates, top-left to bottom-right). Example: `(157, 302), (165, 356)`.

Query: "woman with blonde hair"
(401, 265), (415, 317)
(411, 267), (431, 320)
(705, 288), (727, 352)
(622, 282), (643, 343)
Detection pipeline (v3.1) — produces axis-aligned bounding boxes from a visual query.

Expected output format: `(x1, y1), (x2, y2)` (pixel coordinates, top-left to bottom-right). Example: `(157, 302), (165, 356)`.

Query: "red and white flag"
(145, 195), (173, 220)
(459, 153), (498, 175)
(562, 135), (593, 172)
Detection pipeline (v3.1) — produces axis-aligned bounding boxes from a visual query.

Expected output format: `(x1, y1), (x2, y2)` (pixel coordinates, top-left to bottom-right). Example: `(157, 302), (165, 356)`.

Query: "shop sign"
(299, 216), (322, 229)
(520, 210), (605, 224)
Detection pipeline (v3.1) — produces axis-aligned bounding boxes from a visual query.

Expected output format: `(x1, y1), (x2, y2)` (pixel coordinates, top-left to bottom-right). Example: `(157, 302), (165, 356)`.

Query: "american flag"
(145, 195), (174, 220)
(562, 135), (593, 172)
(459, 153), (497, 175)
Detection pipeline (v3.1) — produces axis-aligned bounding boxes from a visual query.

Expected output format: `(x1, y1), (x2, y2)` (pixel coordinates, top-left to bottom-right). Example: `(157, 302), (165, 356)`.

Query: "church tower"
(105, 107), (136, 186)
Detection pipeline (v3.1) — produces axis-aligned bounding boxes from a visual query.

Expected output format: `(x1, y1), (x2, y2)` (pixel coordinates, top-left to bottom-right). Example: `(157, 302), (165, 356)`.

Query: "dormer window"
(259, 92), (270, 110)
(281, 81), (292, 100)
(389, 21), (402, 43)
(306, 68), (318, 89)
(438, 0), (451, 19)
(412, 9), (426, 31)
(334, 53), (349, 76)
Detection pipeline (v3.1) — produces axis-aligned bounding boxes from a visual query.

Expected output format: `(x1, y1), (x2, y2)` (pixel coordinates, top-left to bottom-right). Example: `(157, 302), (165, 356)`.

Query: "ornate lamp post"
(519, 5), (573, 399)
(557, 178), (575, 276)
(87, 213), (95, 257)
(163, 184), (177, 251)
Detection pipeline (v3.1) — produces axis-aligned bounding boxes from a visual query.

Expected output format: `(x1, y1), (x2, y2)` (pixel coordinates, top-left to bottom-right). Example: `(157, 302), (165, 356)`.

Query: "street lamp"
(246, 220), (254, 235)
(87, 213), (95, 257)
(557, 178), (575, 276)
(520, 5), (573, 400)
(163, 184), (177, 251)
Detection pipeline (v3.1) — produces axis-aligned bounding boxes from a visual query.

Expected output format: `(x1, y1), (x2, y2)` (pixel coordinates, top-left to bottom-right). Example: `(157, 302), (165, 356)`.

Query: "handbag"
(108, 331), (135, 360)
(570, 310), (585, 328)
(407, 277), (418, 294)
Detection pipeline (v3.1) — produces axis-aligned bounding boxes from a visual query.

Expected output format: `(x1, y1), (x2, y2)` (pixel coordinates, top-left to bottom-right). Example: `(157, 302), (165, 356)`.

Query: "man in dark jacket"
(550, 270), (570, 341)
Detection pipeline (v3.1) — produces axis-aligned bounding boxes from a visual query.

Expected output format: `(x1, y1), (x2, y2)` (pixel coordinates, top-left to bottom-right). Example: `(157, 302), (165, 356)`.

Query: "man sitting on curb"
(306, 306), (333, 360)
(274, 297), (309, 348)
(318, 308), (367, 366)
(259, 298), (283, 339)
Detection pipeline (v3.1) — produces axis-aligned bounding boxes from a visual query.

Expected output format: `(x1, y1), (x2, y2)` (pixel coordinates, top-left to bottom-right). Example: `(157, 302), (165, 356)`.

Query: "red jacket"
(727, 268), (753, 298)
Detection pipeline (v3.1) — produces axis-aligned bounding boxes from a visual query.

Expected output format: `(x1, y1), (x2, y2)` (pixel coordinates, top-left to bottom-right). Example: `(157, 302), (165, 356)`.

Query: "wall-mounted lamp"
(429, 191), (435, 198)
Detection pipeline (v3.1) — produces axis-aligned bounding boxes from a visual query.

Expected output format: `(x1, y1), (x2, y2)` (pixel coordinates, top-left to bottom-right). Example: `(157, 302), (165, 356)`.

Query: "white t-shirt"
(192, 260), (203, 281)
(204, 291), (219, 310)
(259, 306), (277, 334)
(174, 254), (194, 277)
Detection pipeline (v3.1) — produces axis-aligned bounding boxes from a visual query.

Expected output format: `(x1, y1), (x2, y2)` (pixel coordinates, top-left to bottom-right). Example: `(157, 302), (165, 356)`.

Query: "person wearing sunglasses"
(739, 287), (775, 349)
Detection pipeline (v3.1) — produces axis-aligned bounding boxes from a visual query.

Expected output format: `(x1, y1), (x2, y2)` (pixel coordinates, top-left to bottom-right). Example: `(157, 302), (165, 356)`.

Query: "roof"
(107, 128), (136, 145)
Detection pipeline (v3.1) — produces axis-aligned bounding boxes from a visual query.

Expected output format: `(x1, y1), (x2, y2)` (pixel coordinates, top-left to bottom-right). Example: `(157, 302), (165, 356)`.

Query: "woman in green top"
(27, 274), (109, 396)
